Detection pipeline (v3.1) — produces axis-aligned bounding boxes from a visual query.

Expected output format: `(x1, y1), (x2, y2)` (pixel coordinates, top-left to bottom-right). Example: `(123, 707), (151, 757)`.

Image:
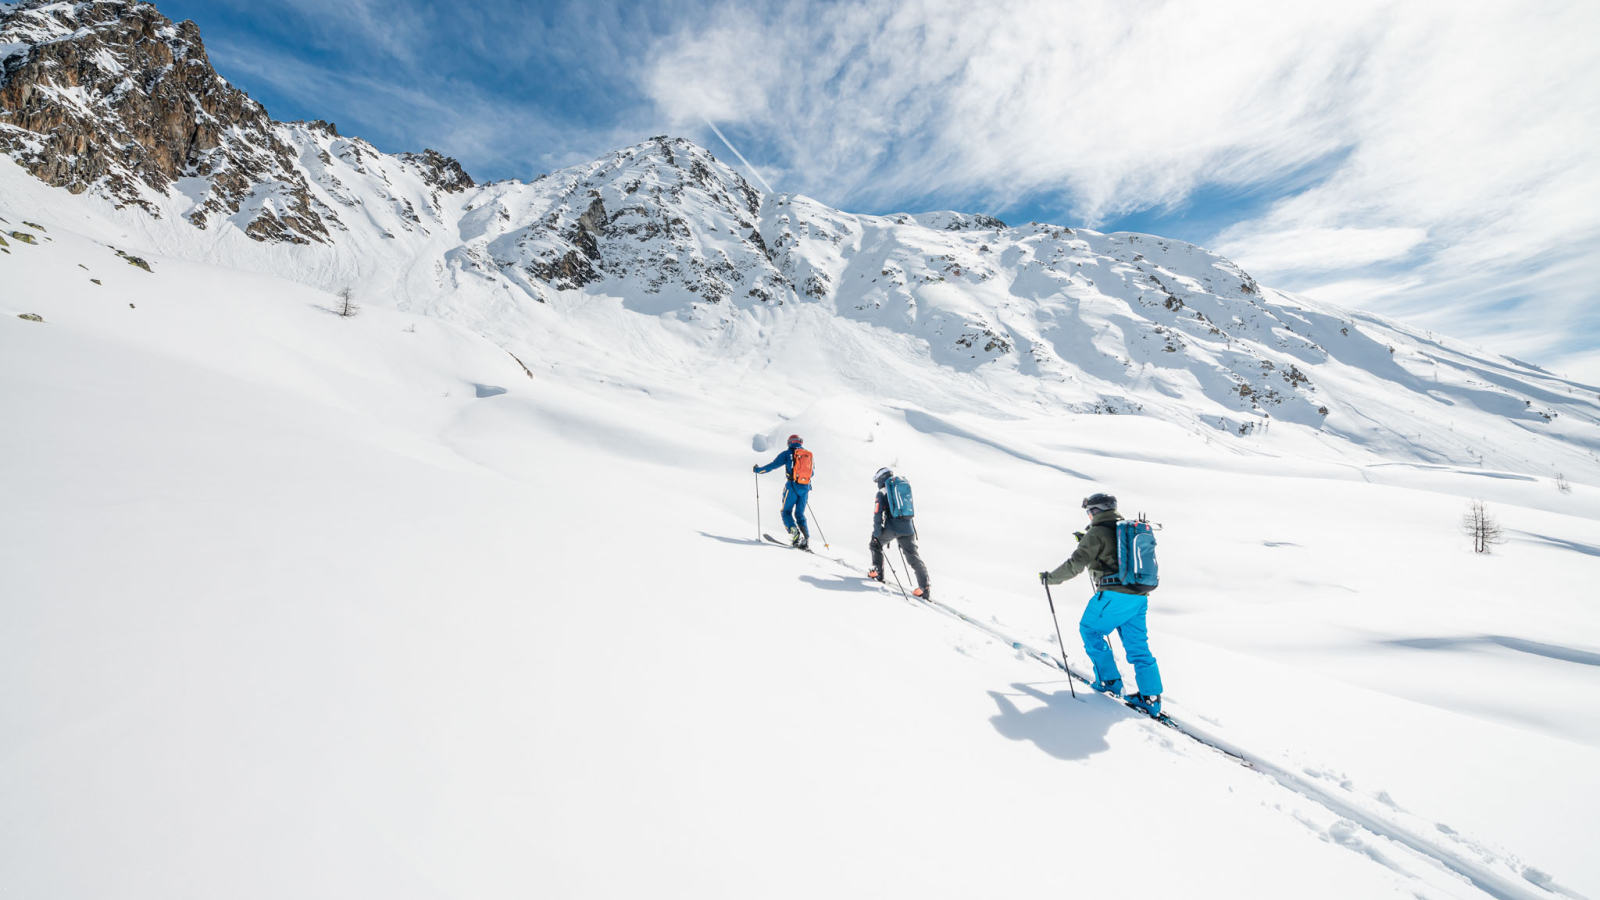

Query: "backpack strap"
(1096, 520), (1125, 584)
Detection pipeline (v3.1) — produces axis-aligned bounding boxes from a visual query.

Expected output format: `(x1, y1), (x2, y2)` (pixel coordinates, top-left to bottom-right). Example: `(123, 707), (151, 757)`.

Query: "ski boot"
(1090, 678), (1123, 698)
(1126, 693), (1162, 717)
(913, 586), (930, 601)
(867, 569), (884, 583)
(788, 526), (803, 546)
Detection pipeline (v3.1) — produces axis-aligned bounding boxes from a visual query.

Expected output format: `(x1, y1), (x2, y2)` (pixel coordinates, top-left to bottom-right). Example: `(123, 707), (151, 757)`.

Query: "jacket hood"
(1090, 510), (1123, 526)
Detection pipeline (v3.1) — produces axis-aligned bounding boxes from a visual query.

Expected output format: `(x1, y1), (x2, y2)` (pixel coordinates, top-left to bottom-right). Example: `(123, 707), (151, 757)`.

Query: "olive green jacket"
(1045, 510), (1131, 591)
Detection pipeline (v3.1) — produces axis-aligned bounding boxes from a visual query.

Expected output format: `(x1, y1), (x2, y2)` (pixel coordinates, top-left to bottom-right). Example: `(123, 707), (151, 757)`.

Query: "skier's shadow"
(798, 574), (877, 593)
(698, 531), (767, 547)
(988, 682), (1116, 761)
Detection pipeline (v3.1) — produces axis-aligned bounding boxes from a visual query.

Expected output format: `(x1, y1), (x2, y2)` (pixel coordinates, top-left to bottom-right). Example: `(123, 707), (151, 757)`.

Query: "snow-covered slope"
(5, 202), (1600, 900)
(4, 2), (1600, 898)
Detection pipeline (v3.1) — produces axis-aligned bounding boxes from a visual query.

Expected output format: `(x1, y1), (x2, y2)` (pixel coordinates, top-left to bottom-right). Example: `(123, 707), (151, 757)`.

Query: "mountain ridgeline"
(2, 0), (1597, 477)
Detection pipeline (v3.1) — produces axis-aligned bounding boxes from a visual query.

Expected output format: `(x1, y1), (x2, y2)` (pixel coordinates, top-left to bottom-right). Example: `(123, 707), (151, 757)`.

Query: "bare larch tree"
(1461, 499), (1506, 554)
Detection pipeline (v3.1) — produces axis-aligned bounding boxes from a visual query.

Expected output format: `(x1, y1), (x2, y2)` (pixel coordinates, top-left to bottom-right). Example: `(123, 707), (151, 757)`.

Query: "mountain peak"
(0, 0), (331, 242)
(3, 1), (1595, 475)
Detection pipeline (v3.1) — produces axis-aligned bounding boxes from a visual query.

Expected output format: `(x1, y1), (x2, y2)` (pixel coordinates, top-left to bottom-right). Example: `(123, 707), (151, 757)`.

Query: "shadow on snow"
(697, 531), (768, 547)
(988, 682), (1116, 761)
(1383, 635), (1600, 668)
(1513, 530), (1600, 559)
(798, 573), (879, 593)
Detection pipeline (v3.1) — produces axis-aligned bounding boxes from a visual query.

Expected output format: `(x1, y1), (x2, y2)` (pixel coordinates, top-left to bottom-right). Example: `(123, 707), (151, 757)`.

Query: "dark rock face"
(397, 149), (475, 194)
(526, 249), (601, 291)
(0, 0), (329, 241)
(0, 0), (473, 246)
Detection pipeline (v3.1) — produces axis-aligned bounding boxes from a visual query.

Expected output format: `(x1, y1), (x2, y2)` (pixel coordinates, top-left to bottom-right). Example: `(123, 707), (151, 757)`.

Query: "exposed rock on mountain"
(468, 136), (784, 303)
(397, 148), (476, 195)
(0, 0), (471, 245)
(0, 0), (319, 241)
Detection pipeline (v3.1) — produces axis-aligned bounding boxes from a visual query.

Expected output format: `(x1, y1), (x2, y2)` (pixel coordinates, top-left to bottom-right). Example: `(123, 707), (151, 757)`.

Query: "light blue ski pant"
(1080, 590), (1163, 696)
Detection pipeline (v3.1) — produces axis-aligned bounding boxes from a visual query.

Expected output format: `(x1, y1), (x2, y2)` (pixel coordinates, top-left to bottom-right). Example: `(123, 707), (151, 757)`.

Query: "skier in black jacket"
(867, 467), (930, 599)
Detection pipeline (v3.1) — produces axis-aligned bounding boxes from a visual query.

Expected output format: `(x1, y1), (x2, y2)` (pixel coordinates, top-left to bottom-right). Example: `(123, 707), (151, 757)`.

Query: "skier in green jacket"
(1042, 493), (1164, 716)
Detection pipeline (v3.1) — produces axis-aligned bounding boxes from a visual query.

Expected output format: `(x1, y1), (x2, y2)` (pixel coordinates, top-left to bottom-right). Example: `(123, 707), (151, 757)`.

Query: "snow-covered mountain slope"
(5, 205), (1600, 900)
(4, 0), (1598, 481)
(5, 2), (1600, 898)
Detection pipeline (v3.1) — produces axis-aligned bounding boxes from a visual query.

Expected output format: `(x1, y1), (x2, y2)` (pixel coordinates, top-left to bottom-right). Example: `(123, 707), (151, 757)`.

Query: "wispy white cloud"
(171, 0), (1600, 375)
(642, 0), (1389, 219)
(207, 38), (576, 171)
(194, 1), (665, 176)
(640, 0), (1600, 373)
(271, 0), (430, 61)
(1223, 227), (1430, 274)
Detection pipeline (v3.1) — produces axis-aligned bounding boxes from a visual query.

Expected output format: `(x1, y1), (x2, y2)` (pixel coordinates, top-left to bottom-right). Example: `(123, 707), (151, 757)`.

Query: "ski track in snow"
(791, 543), (1591, 900)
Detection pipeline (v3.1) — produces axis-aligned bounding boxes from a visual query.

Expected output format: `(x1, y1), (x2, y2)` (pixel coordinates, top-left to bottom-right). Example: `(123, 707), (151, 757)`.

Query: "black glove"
(1039, 571), (1050, 585)
(752, 464), (760, 473)
(1073, 531), (1085, 542)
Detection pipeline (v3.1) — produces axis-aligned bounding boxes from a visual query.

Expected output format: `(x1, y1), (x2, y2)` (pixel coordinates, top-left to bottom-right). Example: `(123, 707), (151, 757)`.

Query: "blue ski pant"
(782, 482), (810, 536)
(1080, 590), (1163, 696)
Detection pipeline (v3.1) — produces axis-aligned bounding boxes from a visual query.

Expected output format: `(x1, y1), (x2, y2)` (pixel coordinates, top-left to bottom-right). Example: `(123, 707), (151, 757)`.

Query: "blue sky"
(161, 0), (1600, 382)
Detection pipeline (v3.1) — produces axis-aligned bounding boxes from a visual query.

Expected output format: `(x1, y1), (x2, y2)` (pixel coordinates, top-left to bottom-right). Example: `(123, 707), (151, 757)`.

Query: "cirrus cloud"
(642, 0), (1600, 380)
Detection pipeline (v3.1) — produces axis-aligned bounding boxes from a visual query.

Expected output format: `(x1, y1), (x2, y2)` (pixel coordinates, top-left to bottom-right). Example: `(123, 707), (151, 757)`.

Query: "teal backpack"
(885, 476), (915, 518)
(1101, 517), (1159, 593)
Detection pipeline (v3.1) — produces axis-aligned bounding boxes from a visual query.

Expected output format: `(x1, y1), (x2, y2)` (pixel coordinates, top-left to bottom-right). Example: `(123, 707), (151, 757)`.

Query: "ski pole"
(755, 472), (761, 540)
(1041, 580), (1076, 698)
(884, 554), (912, 602)
(897, 544), (920, 596)
(807, 498), (830, 548)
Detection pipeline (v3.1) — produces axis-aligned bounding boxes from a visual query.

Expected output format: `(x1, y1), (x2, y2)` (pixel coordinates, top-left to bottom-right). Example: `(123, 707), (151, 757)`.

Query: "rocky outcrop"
(0, 0), (331, 242)
(493, 136), (779, 304)
(4, 1), (475, 247)
(398, 149), (475, 194)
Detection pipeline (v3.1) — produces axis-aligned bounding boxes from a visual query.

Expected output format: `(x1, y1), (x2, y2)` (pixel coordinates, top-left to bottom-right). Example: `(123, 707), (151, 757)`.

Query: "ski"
(763, 533), (812, 553)
(1048, 656), (1243, 760)
(756, 537), (1250, 768)
(1051, 661), (1247, 761)
(815, 554), (1253, 768)
(1072, 678), (1176, 726)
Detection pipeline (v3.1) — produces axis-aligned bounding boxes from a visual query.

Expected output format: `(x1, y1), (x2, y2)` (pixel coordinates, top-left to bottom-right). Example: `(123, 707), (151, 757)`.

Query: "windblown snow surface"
(3, 147), (1600, 899)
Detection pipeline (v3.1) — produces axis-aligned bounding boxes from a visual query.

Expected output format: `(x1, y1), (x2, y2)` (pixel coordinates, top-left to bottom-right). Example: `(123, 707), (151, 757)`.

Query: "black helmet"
(1082, 493), (1117, 514)
(873, 466), (893, 485)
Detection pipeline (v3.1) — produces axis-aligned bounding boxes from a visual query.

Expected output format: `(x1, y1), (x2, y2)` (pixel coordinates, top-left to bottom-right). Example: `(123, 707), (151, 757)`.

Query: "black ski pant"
(871, 535), (929, 590)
